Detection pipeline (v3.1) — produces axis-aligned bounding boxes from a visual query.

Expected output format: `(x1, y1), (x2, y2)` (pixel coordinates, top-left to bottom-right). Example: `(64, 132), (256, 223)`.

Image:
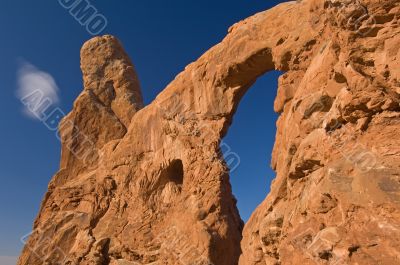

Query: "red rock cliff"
(19, 0), (400, 264)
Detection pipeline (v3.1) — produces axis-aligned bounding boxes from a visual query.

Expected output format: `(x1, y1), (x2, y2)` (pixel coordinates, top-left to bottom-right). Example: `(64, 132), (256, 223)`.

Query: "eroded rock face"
(19, 0), (400, 264)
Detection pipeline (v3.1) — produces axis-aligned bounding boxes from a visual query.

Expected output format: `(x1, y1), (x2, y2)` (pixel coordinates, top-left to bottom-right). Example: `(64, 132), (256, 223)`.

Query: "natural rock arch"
(19, 1), (400, 265)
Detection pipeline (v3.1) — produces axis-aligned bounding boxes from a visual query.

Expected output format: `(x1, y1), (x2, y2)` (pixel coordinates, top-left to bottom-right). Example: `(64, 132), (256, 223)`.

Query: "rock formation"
(19, 0), (400, 264)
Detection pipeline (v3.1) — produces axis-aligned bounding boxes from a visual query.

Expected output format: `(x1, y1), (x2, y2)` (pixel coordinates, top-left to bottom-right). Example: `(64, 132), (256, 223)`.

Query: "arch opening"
(222, 70), (282, 221)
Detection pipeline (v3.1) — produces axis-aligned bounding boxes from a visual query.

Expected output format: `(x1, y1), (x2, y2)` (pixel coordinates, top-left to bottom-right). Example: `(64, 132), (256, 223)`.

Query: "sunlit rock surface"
(19, 1), (400, 264)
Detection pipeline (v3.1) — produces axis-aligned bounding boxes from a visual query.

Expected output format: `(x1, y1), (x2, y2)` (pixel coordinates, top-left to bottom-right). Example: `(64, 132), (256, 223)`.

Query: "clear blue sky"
(0, 0), (285, 258)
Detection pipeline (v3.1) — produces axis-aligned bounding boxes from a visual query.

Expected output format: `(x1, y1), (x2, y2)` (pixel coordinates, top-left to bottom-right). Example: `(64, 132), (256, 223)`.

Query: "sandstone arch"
(19, 0), (400, 265)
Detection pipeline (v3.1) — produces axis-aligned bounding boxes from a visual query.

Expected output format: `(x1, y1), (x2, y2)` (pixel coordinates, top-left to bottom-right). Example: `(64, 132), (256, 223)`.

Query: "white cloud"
(0, 256), (17, 265)
(16, 61), (60, 120)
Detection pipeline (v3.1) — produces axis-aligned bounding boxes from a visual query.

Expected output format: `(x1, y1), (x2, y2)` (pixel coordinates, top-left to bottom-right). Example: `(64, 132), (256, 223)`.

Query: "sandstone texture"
(19, 0), (400, 264)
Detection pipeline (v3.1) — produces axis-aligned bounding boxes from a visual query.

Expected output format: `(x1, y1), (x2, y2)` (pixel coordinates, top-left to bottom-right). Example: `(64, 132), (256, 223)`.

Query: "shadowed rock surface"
(19, 0), (400, 264)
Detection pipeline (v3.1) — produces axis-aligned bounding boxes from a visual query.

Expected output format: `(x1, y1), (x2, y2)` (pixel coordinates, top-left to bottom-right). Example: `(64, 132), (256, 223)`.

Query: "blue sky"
(0, 0), (285, 259)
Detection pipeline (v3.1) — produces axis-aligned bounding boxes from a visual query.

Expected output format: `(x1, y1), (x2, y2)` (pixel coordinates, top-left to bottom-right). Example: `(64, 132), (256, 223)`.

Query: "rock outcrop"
(19, 0), (400, 264)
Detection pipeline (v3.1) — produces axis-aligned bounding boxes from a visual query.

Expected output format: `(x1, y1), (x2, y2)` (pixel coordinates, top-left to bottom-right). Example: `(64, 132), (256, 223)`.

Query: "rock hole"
(319, 250), (333, 260)
(160, 159), (184, 186)
(348, 245), (360, 257)
(158, 159), (184, 205)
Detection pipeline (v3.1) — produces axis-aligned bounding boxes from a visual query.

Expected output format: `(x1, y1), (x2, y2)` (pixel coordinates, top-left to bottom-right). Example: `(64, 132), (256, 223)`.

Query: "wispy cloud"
(0, 256), (18, 265)
(16, 61), (60, 120)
